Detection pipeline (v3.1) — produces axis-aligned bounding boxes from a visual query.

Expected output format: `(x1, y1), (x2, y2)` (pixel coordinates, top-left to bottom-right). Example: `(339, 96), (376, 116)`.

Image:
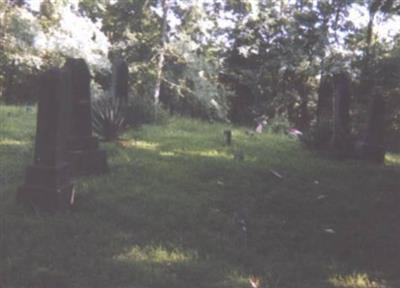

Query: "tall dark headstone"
(317, 76), (333, 127)
(64, 58), (108, 176)
(361, 93), (386, 164)
(17, 68), (74, 211)
(111, 58), (129, 101)
(331, 72), (352, 156)
(313, 76), (334, 148)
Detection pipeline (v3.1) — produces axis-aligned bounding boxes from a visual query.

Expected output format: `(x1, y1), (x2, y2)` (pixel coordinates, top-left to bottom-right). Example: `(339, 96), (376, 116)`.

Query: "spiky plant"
(92, 94), (127, 141)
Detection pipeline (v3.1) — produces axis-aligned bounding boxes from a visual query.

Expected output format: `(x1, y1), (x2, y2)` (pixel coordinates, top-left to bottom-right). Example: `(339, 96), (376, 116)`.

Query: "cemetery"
(1, 1), (400, 288)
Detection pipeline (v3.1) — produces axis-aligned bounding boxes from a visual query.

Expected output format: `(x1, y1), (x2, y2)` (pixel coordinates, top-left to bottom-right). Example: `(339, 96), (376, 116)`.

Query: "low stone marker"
(64, 58), (108, 176)
(17, 68), (74, 211)
(111, 57), (129, 102)
(224, 129), (232, 146)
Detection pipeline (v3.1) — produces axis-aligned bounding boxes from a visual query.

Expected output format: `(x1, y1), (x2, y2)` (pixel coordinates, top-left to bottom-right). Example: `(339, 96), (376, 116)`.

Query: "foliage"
(92, 93), (127, 141)
(82, 0), (232, 122)
(126, 95), (169, 126)
(0, 3), (40, 103)
(266, 116), (292, 135)
(125, 95), (155, 126)
(161, 41), (231, 121)
(0, 0), (110, 103)
(222, 0), (359, 126)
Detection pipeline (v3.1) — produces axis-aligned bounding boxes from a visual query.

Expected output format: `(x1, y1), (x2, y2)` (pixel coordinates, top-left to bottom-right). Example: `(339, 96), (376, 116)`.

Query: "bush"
(125, 95), (154, 126)
(92, 94), (127, 141)
(126, 96), (169, 126)
(153, 105), (170, 125)
(267, 116), (291, 134)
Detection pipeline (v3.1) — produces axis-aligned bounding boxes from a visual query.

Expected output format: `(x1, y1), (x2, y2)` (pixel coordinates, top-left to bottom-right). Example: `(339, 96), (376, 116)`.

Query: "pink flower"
(288, 128), (303, 137)
(256, 124), (263, 133)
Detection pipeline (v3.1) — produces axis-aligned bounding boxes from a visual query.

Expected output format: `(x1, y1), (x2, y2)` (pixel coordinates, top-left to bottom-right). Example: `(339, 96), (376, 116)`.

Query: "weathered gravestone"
(111, 57), (129, 101)
(64, 58), (108, 176)
(315, 76), (334, 147)
(331, 72), (352, 156)
(361, 93), (386, 164)
(17, 68), (74, 211)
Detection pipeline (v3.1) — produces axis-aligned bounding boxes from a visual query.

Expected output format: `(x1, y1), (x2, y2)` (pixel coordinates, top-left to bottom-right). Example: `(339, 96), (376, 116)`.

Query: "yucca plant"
(92, 94), (127, 141)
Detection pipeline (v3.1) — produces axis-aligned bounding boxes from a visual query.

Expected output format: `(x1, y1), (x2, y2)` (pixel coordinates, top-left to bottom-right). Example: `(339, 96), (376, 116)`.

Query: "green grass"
(1, 105), (399, 288)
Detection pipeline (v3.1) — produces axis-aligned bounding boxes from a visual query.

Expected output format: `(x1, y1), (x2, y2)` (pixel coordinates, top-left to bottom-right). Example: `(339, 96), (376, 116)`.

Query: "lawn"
(0, 105), (399, 288)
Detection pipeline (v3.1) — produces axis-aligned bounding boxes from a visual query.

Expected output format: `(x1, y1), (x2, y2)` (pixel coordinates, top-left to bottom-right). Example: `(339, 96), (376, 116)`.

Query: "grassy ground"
(1, 105), (399, 288)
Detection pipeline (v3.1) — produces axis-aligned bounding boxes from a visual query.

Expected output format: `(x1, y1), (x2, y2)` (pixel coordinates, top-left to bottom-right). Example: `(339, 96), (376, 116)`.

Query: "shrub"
(92, 93), (127, 141)
(125, 95), (154, 126)
(267, 116), (291, 134)
(153, 104), (170, 125)
(126, 96), (169, 126)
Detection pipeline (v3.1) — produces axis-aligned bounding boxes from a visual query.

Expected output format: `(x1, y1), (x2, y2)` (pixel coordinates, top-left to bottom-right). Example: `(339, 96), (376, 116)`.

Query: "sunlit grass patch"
(159, 151), (175, 157)
(158, 148), (231, 159)
(220, 272), (257, 288)
(114, 245), (194, 265)
(118, 140), (160, 150)
(0, 139), (28, 146)
(174, 148), (231, 159)
(329, 273), (387, 288)
(385, 153), (400, 166)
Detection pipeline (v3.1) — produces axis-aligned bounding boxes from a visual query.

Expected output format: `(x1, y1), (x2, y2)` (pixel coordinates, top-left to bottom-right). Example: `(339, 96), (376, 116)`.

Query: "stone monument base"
(17, 163), (74, 211)
(69, 149), (108, 176)
(68, 136), (108, 176)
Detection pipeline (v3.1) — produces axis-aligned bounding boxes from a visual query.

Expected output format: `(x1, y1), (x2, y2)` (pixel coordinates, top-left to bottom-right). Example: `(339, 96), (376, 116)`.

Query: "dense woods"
(1, 0), (400, 149)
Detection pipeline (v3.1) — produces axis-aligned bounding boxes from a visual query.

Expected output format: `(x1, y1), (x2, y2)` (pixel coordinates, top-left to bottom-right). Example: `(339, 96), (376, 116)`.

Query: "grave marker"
(64, 58), (108, 176)
(17, 68), (74, 211)
(111, 57), (129, 102)
(224, 129), (232, 146)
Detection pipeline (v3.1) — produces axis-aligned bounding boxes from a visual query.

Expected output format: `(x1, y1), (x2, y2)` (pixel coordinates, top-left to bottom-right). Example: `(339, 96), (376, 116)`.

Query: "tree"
(88, 0), (230, 120)
(153, 0), (170, 116)
(0, 1), (39, 102)
(0, 0), (110, 103)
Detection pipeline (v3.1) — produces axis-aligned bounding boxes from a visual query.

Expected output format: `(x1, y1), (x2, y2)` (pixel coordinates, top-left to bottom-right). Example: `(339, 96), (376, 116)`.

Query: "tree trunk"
(361, 8), (377, 94)
(153, 0), (169, 118)
(0, 2), (9, 99)
(365, 14), (375, 63)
